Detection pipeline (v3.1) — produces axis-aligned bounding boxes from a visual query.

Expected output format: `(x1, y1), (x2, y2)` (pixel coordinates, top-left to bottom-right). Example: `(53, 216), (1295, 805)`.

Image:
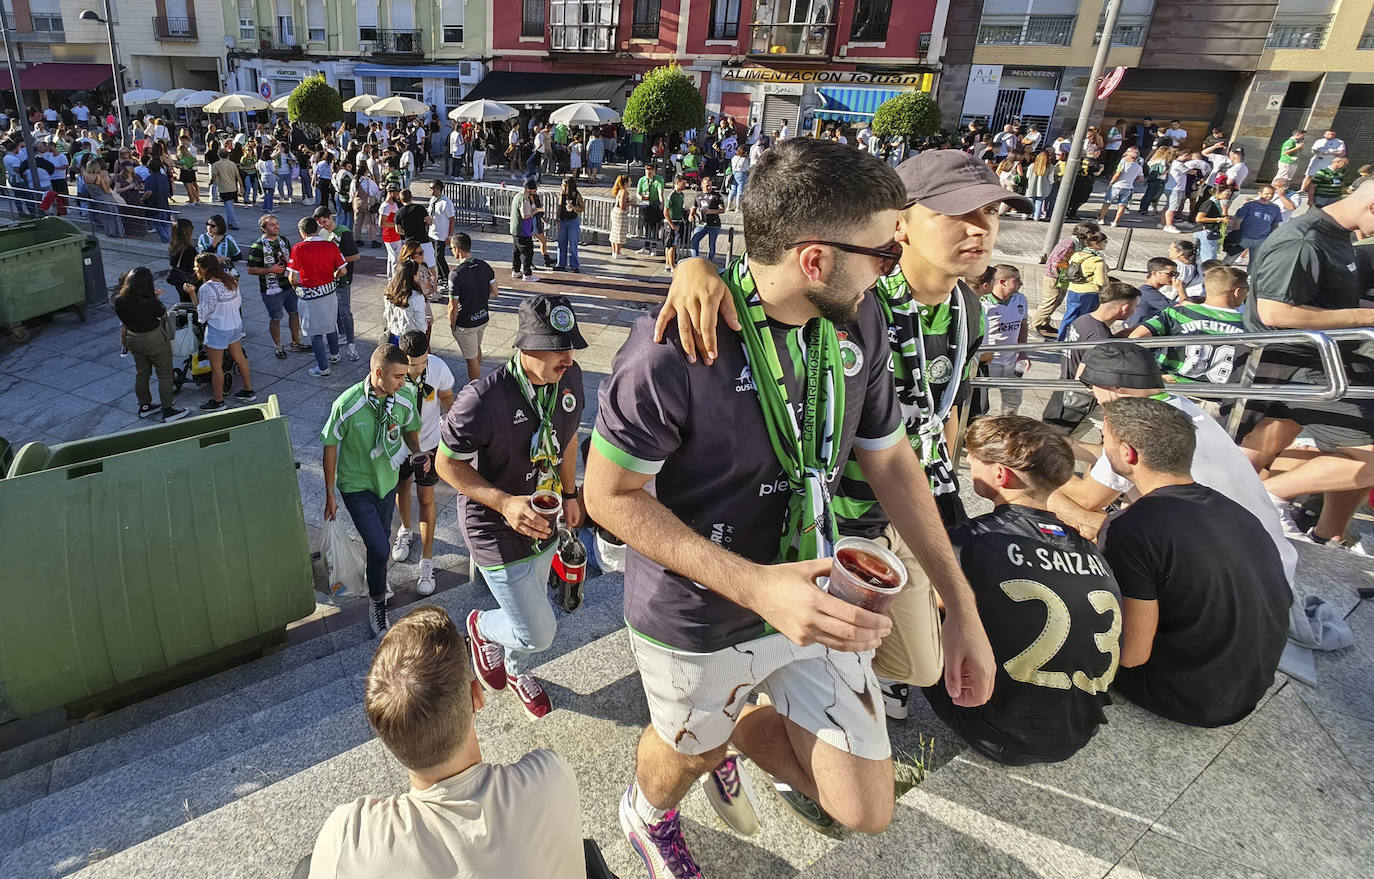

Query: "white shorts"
(628, 629), (891, 761)
(419, 241), (436, 268)
(452, 323), (486, 360)
(1167, 188), (1187, 212)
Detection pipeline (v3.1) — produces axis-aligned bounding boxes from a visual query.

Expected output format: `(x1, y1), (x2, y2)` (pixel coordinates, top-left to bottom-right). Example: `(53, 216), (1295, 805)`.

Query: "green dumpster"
(0, 396), (315, 716)
(0, 216), (87, 340)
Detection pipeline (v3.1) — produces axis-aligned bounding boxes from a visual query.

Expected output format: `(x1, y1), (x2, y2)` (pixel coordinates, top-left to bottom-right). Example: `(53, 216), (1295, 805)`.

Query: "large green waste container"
(0, 217), (87, 338)
(0, 396), (315, 716)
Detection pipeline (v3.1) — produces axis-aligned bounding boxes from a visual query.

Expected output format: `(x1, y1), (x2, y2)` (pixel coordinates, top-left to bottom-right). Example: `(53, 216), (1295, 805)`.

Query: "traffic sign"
(1096, 66), (1126, 102)
(259, 82), (273, 100)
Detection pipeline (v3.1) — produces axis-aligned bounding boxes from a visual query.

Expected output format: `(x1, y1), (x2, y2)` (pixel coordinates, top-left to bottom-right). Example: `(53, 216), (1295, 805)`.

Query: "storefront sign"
(270, 68), (305, 79)
(722, 68), (930, 87)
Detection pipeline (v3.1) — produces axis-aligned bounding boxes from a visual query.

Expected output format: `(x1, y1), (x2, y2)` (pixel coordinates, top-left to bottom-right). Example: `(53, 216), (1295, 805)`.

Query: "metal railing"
(966, 331), (1352, 443)
(1266, 16), (1331, 49)
(256, 25), (302, 55)
(375, 28), (423, 55)
(1095, 15), (1149, 46)
(977, 14), (1075, 46)
(3, 184), (180, 243)
(748, 21), (838, 56)
(152, 16), (197, 41)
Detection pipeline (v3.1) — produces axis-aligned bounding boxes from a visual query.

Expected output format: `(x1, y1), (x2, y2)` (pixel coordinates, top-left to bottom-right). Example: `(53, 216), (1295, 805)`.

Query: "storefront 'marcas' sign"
(723, 69), (930, 86)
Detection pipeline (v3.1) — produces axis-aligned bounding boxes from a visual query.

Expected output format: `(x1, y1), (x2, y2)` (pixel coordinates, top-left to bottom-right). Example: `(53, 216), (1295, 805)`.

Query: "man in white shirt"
(428, 188), (456, 287)
(1223, 147), (1250, 190)
(1305, 128), (1346, 177)
(748, 137), (766, 167)
(1098, 145), (1145, 227)
(857, 124), (873, 151)
(305, 605), (587, 879)
(448, 127), (465, 180)
(779, 119), (791, 140)
(1162, 151), (1212, 233)
(1022, 125), (1042, 151)
(992, 123), (1018, 159)
(72, 101), (90, 124)
(979, 265), (1029, 415)
(42, 106), (57, 124)
(1164, 121), (1188, 146)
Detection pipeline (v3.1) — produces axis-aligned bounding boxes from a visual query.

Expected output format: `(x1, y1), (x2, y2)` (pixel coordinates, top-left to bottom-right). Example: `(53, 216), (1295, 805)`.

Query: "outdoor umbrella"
(342, 94), (380, 113)
(271, 94), (293, 111)
(156, 88), (198, 107)
(449, 99), (519, 123)
(367, 96), (429, 118)
(549, 101), (620, 126)
(203, 93), (272, 114)
(175, 90), (224, 109)
(122, 89), (166, 106)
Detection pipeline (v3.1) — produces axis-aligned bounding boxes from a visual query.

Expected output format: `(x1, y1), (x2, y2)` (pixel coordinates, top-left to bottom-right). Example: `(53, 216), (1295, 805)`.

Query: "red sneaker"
(508, 672), (552, 720)
(466, 610), (507, 692)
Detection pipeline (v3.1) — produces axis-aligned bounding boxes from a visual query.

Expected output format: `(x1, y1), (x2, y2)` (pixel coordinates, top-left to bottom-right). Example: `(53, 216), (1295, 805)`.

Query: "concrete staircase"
(2, 539), (1372, 878)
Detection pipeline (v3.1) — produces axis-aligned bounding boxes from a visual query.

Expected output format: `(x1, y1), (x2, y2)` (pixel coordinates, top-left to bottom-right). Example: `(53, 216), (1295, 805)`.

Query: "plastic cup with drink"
(820, 536), (907, 614)
(529, 489), (563, 529)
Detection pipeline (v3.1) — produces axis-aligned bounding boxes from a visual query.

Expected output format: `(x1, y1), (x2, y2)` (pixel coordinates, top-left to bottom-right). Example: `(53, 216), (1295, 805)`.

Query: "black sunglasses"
(786, 239), (902, 275)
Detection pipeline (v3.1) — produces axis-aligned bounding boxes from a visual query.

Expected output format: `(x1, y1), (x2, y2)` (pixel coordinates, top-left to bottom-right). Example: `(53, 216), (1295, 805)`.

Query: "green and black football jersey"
(1142, 302), (1245, 383)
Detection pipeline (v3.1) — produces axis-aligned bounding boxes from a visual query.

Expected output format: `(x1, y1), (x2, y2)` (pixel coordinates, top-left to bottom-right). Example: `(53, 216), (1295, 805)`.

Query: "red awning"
(0, 62), (115, 92)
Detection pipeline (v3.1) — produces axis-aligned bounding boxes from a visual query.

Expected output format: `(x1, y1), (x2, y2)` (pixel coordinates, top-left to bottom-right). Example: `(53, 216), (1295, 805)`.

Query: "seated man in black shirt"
(1043, 281), (1139, 434)
(1100, 397), (1291, 727)
(926, 415), (1121, 764)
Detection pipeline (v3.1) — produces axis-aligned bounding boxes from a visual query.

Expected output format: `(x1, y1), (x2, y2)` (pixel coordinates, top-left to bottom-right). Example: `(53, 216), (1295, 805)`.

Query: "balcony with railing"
(374, 28), (423, 56)
(1266, 15), (1331, 49)
(152, 16), (197, 41)
(1095, 14), (1150, 46)
(748, 21), (838, 58)
(257, 25), (303, 56)
(977, 14), (1076, 47)
(2, 10), (65, 41)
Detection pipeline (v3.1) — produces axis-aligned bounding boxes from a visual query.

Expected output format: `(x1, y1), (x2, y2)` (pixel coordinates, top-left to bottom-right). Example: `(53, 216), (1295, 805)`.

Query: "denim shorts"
(1107, 185), (1134, 205)
(204, 322), (244, 350)
(261, 285), (298, 320)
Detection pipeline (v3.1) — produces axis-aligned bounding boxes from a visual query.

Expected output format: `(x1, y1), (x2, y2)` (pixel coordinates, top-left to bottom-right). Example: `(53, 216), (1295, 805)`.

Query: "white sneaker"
(700, 756), (760, 837)
(523, 274), (538, 282)
(417, 558), (436, 596)
(636, 246), (650, 255)
(512, 270), (523, 279)
(307, 366), (331, 378)
(663, 265), (674, 274)
(391, 527), (414, 562)
(1270, 494), (1304, 536)
(347, 343), (359, 362)
(1162, 225), (1182, 234)
(879, 677), (910, 721)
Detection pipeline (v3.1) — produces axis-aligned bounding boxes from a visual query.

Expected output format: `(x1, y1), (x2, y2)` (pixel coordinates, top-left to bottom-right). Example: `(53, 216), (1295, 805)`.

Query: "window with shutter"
(442, 0), (465, 42)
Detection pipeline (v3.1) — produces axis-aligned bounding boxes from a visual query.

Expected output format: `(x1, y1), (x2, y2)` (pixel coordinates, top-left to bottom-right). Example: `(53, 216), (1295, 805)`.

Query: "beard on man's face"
(804, 257), (863, 324)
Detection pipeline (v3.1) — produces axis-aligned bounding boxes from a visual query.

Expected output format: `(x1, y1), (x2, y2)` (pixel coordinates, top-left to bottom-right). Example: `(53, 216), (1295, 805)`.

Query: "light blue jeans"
(477, 544), (558, 675)
(1194, 230), (1219, 263)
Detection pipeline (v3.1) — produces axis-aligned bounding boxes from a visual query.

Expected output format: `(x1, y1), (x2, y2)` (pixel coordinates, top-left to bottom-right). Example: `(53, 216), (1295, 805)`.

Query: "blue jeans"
(1140, 179), (1165, 213)
(242, 174), (260, 205)
(221, 196), (239, 229)
(557, 216), (581, 270)
(260, 176), (276, 212)
(337, 205), (354, 232)
(728, 170), (748, 204)
(310, 332), (340, 370)
(335, 280), (355, 344)
(690, 224), (721, 260)
(1030, 196), (1047, 220)
(1057, 291), (1100, 340)
(340, 487), (398, 601)
(276, 175), (291, 200)
(154, 218), (170, 243)
(477, 544), (558, 675)
(1195, 230), (1219, 263)
(298, 172), (313, 202)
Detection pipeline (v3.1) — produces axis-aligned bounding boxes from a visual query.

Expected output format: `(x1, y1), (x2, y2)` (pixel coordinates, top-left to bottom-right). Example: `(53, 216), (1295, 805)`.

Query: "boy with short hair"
(305, 605), (585, 878)
(1130, 265), (1247, 384)
(979, 264), (1029, 415)
(391, 331), (456, 597)
(662, 174), (690, 275)
(924, 416), (1121, 765)
(447, 233), (498, 383)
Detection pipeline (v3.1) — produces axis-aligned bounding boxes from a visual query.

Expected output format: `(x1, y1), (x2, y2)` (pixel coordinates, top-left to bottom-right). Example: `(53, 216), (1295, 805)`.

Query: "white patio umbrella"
(156, 88), (198, 107)
(449, 99), (519, 123)
(203, 93), (272, 114)
(549, 101), (620, 126)
(367, 96), (429, 117)
(122, 88), (166, 106)
(271, 94), (293, 111)
(342, 94), (380, 113)
(175, 90), (223, 109)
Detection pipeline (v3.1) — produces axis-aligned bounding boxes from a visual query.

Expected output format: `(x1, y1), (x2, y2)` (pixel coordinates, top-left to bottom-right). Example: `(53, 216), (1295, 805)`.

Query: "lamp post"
(80, 2), (125, 147)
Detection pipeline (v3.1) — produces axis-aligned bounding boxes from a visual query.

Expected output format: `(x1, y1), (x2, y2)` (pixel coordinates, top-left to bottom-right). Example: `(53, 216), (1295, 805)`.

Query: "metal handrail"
(4, 184), (180, 240)
(1314, 328), (1374, 399)
(971, 330), (1348, 402)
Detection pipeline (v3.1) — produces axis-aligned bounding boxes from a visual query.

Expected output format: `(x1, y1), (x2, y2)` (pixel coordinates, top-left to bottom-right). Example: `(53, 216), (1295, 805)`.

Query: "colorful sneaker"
(465, 610), (507, 691)
(507, 672), (552, 719)
(879, 677), (910, 721)
(770, 778), (841, 838)
(619, 786), (703, 879)
(701, 756), (760, 837)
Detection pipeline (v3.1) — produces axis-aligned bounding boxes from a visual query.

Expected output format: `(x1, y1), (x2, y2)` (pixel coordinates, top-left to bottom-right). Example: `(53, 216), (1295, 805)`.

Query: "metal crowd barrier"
(3, 184), (180, 242)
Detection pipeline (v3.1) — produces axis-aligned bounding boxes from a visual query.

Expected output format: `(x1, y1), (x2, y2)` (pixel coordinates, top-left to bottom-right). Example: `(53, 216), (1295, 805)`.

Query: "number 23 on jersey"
(999, 578), (1122, 694)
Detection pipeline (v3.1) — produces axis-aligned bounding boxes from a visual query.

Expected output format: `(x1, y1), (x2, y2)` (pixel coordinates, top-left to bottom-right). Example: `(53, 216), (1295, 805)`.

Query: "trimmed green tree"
(622, 63), (705, 141)
(871, 90), (942, 141)
(286, 75), (344, 129)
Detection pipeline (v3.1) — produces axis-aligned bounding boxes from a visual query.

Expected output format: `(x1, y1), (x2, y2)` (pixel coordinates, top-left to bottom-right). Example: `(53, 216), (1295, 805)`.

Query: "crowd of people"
(276, 137), (1374, 879)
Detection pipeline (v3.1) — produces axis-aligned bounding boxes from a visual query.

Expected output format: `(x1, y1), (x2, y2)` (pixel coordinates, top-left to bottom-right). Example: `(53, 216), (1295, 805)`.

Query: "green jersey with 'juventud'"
(1142, 302), (1245, 384)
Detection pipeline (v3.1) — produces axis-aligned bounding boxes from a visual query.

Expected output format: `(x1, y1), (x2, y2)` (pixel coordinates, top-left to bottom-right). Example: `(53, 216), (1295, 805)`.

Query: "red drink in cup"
(530, 490), (563, 527)
(823, 537), (906, 614)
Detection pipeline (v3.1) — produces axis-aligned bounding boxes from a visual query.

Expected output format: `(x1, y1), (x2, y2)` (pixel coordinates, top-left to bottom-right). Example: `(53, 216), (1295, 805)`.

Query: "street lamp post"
(80, 1), (125, 147)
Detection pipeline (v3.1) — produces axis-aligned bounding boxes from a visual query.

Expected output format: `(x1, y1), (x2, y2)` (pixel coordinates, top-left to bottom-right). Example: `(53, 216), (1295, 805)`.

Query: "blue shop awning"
(814, 87), (905, 121)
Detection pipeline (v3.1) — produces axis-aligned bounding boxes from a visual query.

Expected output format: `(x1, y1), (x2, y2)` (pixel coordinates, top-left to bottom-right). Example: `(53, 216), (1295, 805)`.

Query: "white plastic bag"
(320, 518), (367, 602)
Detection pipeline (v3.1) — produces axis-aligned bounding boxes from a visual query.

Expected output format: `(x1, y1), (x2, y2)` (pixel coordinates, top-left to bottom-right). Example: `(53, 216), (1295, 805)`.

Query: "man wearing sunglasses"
(658, 150), (1026, 726)
(1126, 257), (1181, 329)
(585, 140), (994, 874)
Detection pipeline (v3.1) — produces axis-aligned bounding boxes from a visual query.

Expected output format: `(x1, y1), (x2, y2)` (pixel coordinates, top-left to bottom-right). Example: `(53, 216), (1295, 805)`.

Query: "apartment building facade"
(952, 0), (1374, 178)
(1, 0), (224, 107)
(471, 1), (941, 136)
(218, 0), (486, 119)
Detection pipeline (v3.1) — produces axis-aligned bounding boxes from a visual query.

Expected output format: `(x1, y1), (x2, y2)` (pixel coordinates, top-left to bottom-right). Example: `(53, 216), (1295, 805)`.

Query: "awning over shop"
(461, 72), (629, 107)
(0, 63), (115, 92)
(814, 87), (905, 121)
